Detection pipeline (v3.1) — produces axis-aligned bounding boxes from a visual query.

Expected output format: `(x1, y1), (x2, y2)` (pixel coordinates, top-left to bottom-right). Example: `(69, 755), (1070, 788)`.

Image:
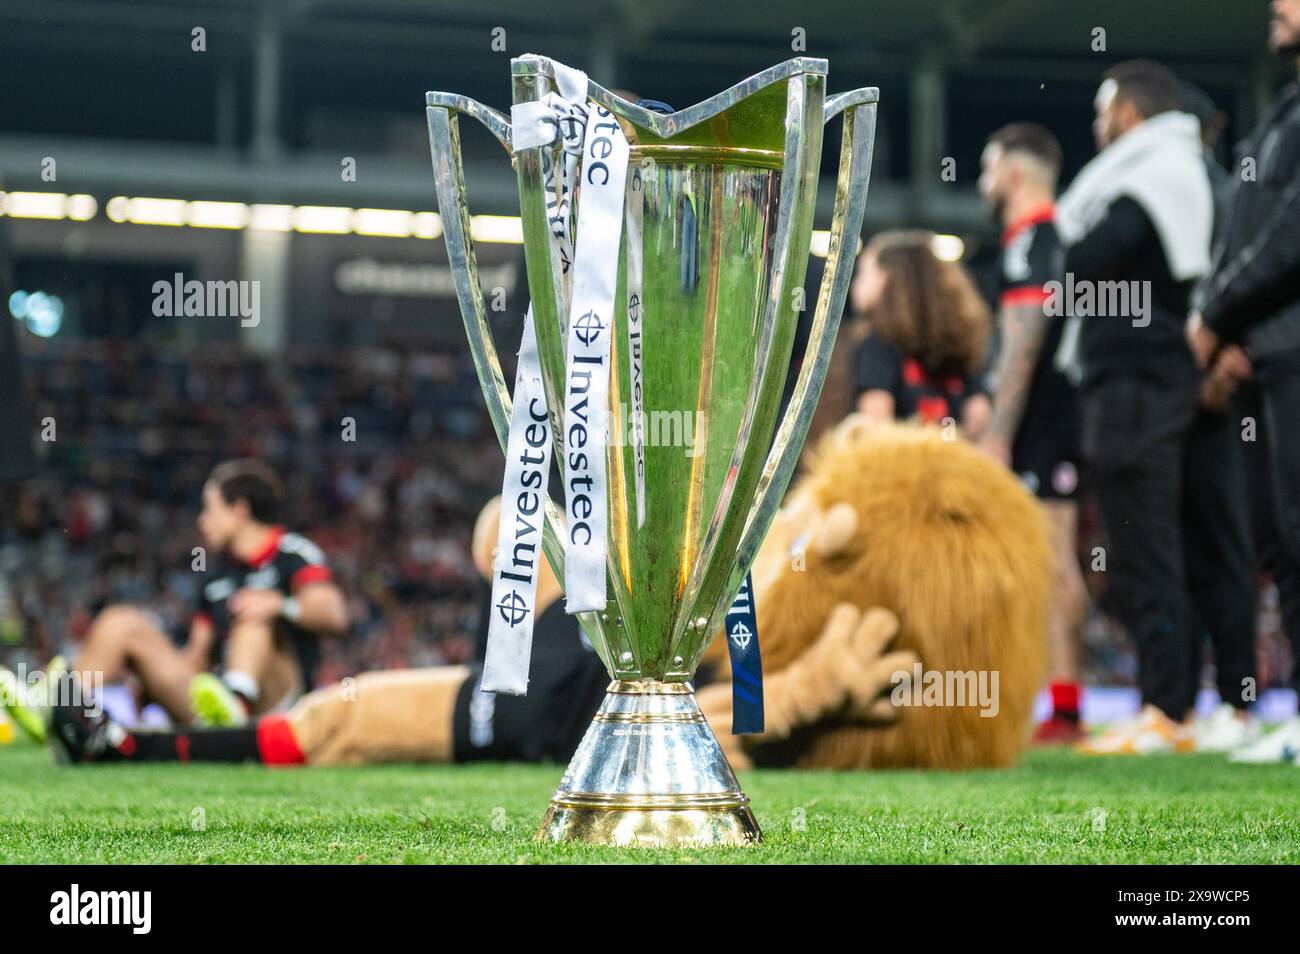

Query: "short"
(1012, 403), (1082, 502)
(207, 623), (319, 697)
(452, 606), (610, 764)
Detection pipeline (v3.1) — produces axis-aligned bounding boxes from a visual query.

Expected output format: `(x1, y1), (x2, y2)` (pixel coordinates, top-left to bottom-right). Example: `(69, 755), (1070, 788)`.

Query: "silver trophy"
(427, 56), (877, 847)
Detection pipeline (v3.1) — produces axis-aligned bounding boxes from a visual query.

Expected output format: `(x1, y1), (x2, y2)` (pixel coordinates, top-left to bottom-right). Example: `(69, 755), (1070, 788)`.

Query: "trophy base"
(535, 680), (762, 848)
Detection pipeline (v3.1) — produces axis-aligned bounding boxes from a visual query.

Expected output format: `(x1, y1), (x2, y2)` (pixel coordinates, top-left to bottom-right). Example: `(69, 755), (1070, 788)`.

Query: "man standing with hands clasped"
(1188, 0), (1300, 764)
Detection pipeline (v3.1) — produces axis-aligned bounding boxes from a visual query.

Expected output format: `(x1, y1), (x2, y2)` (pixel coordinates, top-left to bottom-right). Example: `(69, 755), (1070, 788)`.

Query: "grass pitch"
(1, 743), (1297, 864)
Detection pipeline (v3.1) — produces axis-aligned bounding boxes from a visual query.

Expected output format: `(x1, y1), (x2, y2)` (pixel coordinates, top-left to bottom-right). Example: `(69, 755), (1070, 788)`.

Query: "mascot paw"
(816, 603), (918, 724)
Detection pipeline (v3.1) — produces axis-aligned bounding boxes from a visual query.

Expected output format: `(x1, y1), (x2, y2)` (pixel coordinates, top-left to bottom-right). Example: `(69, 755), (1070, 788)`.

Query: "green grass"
(1, 743), (1297, 863)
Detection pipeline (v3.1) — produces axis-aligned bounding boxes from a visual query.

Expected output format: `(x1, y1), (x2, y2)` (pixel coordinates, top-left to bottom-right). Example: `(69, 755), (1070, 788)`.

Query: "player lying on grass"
(48, 495), (911, 767)
(63, 459), (347, 730)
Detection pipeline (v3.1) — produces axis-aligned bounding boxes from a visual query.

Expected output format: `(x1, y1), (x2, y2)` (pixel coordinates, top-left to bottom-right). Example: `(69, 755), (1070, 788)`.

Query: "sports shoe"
(1077, 704), (1194, 755)
(1229, 715), (1300, 765)
(1032, 714), (1086, 745)
(0, 665), (46, 744)
(1193, 703), (1262, 753)
(47, 672), (132, 764)
(189, 672), (250, 727)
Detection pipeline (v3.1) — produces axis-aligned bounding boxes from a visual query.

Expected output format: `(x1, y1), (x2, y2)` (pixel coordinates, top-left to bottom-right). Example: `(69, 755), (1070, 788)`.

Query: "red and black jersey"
(854, 335), (985, 426)
(997, 204), (1077, 425)
(998, 204), (1061, 310)
(193, 527), (335, 681)
(997, 204), (1082, 498)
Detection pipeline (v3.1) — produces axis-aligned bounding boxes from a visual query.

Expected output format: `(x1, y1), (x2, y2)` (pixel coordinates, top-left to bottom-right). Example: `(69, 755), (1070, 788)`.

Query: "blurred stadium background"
(0, 0), (1291, 704)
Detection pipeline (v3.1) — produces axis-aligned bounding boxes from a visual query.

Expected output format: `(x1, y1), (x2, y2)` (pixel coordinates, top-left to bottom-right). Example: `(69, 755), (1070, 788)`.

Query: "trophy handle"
(718, 90), (879, 623)
(425, 94), (605, 663)
(425, 95), (517, 450)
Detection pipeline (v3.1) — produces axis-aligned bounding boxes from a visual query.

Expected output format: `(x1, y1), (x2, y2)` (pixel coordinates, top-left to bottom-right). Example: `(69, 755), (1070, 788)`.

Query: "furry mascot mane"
(746, 419), (1051, 769)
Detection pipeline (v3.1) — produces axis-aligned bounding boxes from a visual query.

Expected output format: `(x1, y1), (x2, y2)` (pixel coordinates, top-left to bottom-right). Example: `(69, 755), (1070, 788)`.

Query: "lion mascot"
(699, 417), (1051, 770)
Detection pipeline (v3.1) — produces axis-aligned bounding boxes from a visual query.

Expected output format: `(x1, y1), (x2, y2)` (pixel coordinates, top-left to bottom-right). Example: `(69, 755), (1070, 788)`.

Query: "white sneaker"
(1229, 715), (1300, 764)
(1194, 703), (1263, 753)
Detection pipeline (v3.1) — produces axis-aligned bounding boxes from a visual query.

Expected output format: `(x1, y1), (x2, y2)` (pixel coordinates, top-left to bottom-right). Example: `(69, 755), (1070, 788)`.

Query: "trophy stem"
(535, 680), (762, 847)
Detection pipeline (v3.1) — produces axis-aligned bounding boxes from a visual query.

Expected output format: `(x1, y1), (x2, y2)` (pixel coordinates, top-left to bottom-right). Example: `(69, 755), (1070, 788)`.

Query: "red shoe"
(1033, 715), (1086, 746)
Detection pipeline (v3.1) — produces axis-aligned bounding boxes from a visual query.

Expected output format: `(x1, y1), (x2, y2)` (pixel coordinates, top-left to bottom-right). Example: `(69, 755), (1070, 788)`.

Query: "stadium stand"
(0, 338), (501, 684)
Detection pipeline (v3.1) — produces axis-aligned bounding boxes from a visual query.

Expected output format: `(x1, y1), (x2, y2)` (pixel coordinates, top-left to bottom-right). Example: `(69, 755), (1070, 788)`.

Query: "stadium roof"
(0, 0), (1285, 231)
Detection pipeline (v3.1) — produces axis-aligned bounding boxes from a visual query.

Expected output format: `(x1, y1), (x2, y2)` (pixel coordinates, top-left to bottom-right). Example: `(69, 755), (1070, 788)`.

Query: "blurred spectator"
(848, 230), (993, 436)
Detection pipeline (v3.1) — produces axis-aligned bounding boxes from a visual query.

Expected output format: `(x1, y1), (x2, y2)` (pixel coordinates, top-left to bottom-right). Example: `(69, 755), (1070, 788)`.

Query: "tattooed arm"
(981, 303), (1049, 466)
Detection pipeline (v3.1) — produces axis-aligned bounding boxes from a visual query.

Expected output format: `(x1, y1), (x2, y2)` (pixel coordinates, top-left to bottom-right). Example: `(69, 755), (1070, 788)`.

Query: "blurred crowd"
(0, 337), (504, 683)
(0, 334), (1292, 697)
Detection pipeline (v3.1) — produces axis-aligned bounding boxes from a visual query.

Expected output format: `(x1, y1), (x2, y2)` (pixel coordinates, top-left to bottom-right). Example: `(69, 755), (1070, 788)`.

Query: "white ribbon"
(483, 61), (591, 693)
(485, 58), (626, 687)
(481, 311), (553, 694)
(561, 102), (627, 613)
(511, 63), (589, 279)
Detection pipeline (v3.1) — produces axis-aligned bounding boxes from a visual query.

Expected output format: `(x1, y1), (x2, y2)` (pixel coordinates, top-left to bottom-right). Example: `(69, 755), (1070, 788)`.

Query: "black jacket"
(1063, 196), (1198, 386)
(1197, 82), (1300, 362)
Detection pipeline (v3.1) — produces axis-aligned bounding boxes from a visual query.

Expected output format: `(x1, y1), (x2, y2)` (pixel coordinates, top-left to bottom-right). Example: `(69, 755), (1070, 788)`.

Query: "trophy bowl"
(427, 56), (877, 847)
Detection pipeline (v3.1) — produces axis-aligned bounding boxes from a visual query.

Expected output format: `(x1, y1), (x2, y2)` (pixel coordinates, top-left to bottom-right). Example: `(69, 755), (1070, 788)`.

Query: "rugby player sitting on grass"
(42, 495), (609, 766)
(9, 460), (348, 744)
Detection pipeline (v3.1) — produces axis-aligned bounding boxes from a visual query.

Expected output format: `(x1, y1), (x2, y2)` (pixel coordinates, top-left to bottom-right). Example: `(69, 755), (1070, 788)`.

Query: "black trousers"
(1084, 363), (1256, 718)
(1183, 404), (1257, 707)
(1240, 354), (1300, 693)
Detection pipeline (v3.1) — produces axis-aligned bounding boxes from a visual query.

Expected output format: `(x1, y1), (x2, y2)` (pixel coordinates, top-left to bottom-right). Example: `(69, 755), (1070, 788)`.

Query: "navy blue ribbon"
(724, 572), (764, 734)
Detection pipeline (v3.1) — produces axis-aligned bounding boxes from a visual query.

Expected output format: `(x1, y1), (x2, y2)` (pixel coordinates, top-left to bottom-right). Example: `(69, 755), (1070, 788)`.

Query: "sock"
(1049, 681), (1081, 723)
(91, 717), (296, 765)
(99, 725), (263, 763)
(222, 670), (259, 710)
(256, 714), (306, 765)
(186, 727), (264, 762)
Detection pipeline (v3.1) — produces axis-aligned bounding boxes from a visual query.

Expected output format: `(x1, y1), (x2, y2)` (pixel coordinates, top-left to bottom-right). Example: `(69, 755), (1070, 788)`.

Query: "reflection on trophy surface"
(427, 55), (878, 846)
